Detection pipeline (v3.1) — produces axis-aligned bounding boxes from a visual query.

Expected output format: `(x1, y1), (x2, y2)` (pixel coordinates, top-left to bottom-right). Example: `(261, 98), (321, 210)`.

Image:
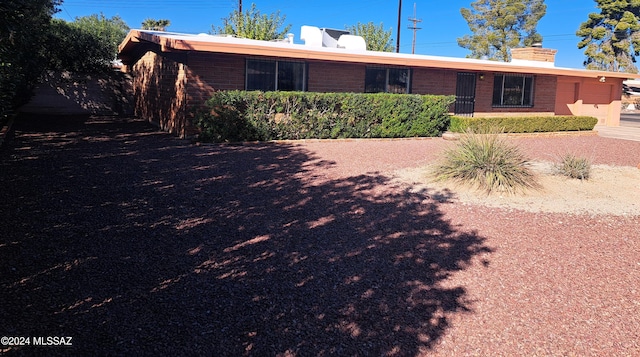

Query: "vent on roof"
(321, 28), (349, 48)
(301, 25), (322, 47)
(300, 25), (366, 51)
(337, 35), (366, 50)
(270, 33), (295, 44)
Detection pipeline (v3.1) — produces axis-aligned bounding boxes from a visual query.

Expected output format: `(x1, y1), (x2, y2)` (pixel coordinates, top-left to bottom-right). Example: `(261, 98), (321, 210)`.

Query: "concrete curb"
(441, 130), (598, 141)
(196, 130), (600, 145)
(195, 136), (444, 146)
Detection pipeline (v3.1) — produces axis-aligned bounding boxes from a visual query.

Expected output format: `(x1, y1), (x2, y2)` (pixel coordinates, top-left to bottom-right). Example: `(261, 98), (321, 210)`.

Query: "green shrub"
(449, 115), (598, 133)
(434, 128), (540, 194)
(195, 91), (455, 142)
(196, 91), (266, 142)
(555, 153), (591, 180)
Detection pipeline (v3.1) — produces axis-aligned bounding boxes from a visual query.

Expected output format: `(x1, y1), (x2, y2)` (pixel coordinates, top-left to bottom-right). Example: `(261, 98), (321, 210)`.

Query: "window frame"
(365, 66), (411, 94)
(245, 59), (307, 91)
(492, 74), (535, 108)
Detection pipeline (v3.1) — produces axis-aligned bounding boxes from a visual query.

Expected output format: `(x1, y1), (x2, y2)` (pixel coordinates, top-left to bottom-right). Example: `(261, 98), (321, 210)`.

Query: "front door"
(455, 72), (477, 117)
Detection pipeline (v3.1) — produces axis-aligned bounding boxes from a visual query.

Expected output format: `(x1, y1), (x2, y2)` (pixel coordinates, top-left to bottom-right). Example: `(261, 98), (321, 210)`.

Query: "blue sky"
(57, 0), (599, 68)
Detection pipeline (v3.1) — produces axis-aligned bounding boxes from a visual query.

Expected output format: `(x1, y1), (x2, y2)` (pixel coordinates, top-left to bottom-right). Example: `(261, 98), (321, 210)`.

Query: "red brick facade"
(132, 51), (190, 137)
(185, 53), (244, 108)
(127, 47), (619, 137)
(411, 68), (457, 95)
(308, 61), (365, 93)
(474, 73), (557, 116)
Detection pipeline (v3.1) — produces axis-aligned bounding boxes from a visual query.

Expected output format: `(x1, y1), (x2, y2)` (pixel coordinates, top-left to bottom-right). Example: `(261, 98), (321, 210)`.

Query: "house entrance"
(454, 72), (477, 116)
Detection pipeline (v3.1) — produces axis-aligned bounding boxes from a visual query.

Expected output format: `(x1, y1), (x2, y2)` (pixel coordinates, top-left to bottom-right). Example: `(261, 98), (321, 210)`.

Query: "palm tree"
(141, 18), (170, 31)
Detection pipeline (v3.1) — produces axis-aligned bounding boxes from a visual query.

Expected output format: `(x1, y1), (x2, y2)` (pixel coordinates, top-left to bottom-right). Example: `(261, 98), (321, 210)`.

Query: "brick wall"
(307, 61), (365, 92)
(411, 68), (457, 95)
(130, 48), (577, 137)
(185, 53), (244, 108)
(20, 71), (133, 116)
(511, 48), (557, 64)
(132, 50), (189, 137)
(474, 73), (557, 115)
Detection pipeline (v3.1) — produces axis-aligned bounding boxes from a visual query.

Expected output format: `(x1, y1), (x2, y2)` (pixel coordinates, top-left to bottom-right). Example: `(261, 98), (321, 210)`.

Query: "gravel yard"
(1, 115), (639, 356)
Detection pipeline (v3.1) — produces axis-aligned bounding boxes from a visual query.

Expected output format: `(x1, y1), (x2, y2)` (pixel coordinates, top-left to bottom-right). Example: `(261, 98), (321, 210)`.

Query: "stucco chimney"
(510, 46), (557, 67)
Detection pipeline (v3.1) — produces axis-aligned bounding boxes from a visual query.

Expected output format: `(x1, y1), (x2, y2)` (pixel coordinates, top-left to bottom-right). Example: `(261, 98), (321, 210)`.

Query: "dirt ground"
(2, 116), (640, 356)
(395, 162), (640, 216)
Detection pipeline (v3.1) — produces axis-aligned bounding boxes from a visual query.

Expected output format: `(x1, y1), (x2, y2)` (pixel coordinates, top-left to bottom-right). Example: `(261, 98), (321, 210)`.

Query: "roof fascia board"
(118, 30), (143, 54)
(119, 30), (640, 80)
(181, 40), (639, 79)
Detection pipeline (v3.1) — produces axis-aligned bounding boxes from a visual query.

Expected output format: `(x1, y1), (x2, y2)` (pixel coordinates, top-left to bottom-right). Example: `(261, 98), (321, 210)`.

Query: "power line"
(62, 1), (230, 9)
(59, 3), (75, 21)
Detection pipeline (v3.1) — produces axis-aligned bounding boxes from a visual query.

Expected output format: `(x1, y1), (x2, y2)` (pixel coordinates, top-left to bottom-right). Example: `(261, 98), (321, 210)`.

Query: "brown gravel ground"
(1, 115), (639, 356)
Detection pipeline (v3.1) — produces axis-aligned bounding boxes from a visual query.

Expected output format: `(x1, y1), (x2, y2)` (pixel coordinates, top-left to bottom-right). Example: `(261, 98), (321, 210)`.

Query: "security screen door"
(455, 72), (477, 116)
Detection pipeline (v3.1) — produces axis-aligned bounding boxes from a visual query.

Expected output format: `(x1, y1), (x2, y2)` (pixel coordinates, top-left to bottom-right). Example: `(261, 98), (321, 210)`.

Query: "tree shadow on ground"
(0, 115), (492, 356)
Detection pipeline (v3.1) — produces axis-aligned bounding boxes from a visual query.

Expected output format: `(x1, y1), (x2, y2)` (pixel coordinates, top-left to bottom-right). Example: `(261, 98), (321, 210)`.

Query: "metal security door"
(455, 72), (477, 116)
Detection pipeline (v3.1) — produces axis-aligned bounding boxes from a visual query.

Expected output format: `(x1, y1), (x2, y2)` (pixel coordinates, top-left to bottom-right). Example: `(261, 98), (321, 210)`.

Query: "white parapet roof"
(119, 29), (640, 80)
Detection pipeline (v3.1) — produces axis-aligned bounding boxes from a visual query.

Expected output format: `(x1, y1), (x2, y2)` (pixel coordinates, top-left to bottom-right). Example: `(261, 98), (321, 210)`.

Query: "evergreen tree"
(212, 3), (291, 41)
(577, 0), (640, 73)
(457, 0), (546, 61)
(0, 0), (61, 117)
(346, 22), (394, 52)
(71, 13), (129, 60)
(47, 14), (129, 73)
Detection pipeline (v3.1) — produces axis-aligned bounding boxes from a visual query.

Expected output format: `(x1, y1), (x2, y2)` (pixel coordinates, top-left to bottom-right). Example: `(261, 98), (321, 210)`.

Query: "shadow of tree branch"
(0, 115), (492, 355)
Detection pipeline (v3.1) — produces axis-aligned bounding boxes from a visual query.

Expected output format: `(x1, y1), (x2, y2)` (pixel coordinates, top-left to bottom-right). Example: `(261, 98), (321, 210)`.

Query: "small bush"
(555, 154), (591, 180)
(449, 115), (598, 133)
(434, 128), (539, 194)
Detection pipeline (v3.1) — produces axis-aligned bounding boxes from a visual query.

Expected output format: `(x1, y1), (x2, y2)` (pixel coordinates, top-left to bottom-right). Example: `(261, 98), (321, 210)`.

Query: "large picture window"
(365, 67), (410, 93)
(246, 59), (306, 91)
(492, 74), (534, 107)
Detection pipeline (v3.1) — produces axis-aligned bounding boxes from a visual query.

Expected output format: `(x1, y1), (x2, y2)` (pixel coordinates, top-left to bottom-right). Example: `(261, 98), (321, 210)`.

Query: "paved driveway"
(621, 112), (640, 128)
(595, 112), (640, 141)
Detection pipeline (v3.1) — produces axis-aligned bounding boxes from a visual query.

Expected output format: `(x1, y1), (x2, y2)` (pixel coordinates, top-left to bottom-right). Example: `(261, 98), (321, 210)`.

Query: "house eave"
(118, 29), (640, 80)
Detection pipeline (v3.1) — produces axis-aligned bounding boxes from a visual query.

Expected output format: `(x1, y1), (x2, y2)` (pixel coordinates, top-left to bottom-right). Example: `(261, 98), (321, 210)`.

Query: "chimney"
(510, 45), (557, 67)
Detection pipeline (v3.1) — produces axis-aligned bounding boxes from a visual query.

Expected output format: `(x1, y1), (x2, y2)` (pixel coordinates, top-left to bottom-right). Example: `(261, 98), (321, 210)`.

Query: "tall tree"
(47, 15), (129, 73)
(577, 1), (640, 73)
(346, 22), (394, 52)
(142, 18), (171, 31)
(0, 0), (61, 118)
(212, 3), (291, 40)
(457, 0), (546, 61)
(71, 13), (129, 61)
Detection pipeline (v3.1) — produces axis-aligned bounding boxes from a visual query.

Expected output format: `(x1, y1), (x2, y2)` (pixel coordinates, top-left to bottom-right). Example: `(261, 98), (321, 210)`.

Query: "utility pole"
(396, 0), (402, 53)
(408, 3), (422, 54)
(239, 0), (242, 13)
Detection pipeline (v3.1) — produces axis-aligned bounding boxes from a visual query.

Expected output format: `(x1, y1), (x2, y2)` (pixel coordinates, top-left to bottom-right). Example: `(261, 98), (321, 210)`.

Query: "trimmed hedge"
(449, 115), (598, 133)
(195, 91), (455, 142)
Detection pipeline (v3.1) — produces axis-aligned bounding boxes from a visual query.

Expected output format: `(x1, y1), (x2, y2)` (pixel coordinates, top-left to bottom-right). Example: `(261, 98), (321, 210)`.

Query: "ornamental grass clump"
(434, 128), (539, 194)
(555, 153), (591, 180)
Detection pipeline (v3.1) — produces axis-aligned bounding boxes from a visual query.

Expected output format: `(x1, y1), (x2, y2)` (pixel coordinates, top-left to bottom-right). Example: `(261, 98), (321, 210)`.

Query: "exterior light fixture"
(599, 76), (606, 83)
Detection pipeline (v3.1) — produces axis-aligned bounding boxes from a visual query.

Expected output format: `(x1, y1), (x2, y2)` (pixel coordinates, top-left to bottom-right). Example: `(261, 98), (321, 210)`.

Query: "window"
(365, 67), (410, 93)
(246, 60), (275, 91)
(492, 74), (534, 107)
(246, 59), (306, 91)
